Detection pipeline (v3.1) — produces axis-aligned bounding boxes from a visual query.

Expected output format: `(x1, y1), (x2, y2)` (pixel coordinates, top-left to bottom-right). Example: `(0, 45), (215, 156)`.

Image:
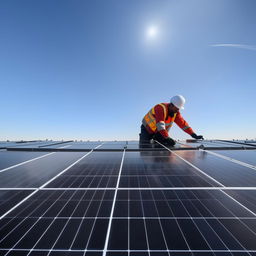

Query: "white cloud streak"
(210, 44), (256, 51)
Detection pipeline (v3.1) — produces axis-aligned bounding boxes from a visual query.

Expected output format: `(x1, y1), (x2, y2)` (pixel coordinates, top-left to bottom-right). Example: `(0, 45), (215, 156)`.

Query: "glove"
(154, 133), (176, 146)
(191, 133), (204, 140)
(163, 137), (176, 147)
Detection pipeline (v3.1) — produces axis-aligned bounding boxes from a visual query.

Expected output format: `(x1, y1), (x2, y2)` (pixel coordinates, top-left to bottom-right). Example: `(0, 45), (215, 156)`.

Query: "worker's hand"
(154, 133), (176, 146)
(163, 137), (176, 147)
(191, 133), (204, 140)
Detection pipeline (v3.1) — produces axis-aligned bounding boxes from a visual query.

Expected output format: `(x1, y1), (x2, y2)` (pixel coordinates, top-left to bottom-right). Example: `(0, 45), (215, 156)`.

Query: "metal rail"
(6, 145), (256, 152)
(217, 139), (256, 147)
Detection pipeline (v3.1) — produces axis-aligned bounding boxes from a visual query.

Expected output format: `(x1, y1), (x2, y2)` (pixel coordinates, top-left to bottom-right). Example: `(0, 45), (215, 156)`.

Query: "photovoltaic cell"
(0, 151), (48, 170)
(175, 150), (256, 186)
(0, 190), (33, 216)
(212, 150), (256, 166)
(114, 190), (254, 217)
(225, 190), (256, 214)
(45, 152), (123, 188)
(105, 188), (256, 252)
(0, 189), (114, 252)
(120, 152), (218, 187)
(0, 152), (86, 188)
(6, 190), (114, 218)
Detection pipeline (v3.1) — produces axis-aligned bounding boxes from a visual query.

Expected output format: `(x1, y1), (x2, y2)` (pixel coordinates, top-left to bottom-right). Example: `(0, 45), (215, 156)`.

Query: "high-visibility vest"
(142, 103), (177, 133)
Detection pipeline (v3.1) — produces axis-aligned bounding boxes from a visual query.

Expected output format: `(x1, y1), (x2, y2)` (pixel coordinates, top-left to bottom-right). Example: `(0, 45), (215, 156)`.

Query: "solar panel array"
(0, 139), (256, 256)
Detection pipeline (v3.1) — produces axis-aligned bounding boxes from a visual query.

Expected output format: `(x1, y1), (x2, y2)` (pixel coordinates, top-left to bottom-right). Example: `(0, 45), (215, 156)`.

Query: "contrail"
(210, 44), (256, 51)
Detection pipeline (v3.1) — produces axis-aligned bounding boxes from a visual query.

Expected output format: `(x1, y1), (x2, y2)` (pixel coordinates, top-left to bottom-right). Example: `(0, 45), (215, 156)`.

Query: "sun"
(146, 26), (158, 39)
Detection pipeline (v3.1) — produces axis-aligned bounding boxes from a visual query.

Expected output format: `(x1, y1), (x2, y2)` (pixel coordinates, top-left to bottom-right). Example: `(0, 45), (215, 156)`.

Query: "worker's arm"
(154, 104), (169, 138)
(175, 113), (204, 139)
(174, 112), (195, 135)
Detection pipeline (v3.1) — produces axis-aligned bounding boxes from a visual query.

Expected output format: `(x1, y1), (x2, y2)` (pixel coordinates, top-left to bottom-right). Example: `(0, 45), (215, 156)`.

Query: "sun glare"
(147, 26), (158, 39)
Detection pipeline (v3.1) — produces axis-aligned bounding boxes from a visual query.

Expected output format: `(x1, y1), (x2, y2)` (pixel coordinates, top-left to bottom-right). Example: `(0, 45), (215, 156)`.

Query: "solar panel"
(0, 140), (256, 255)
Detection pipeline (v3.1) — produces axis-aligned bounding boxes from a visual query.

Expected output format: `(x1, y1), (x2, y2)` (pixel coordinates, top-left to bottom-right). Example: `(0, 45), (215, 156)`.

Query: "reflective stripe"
(142, 119), (148, 127)
(158, 104), (167, 119)
(165, 121), (174, 126)
(165, 113), (177, 130)
(142, 108), (157, 132)
(156, 121), (165, 131)
(147, 110), (155, 124)
(143, 116), (156, 130)
(182, 126), (190, 131)
(142, 103), (172, 133)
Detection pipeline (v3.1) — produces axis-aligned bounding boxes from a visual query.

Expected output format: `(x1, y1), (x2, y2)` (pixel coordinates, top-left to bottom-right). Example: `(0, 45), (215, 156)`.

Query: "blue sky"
(0, 0), (256, 141)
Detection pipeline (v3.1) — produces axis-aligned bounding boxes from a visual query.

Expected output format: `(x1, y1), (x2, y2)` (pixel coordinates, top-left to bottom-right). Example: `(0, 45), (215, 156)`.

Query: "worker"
(140, 95), (204, 147)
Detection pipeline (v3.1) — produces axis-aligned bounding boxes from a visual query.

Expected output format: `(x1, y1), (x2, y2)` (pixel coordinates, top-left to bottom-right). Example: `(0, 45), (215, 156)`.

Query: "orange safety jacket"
(142, 103), (194, 138)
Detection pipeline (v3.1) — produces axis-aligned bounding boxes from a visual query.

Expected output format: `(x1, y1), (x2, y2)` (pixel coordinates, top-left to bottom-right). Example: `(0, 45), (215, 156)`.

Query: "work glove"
(154, 133), (165, 142)
(154, 133), (176, 147)
(163, 137), (176, 147)
(191, 133), (204, 140)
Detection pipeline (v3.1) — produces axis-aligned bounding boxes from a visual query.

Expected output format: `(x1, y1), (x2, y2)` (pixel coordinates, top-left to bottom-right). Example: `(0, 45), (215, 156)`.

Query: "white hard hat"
(170, 95), (186, 110)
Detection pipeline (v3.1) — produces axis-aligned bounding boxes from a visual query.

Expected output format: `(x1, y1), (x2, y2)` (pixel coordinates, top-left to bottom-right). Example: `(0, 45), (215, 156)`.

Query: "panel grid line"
(128, 189), (130, 256)
(2, 216), (256, 220)
(144, 172), (173, 255)
(102, 149), (126, 256)
(3, 150), (108, 256)
(82, 168), (114, 254)
(2, 187), (256, 190)
(45, 166), (111, 255)
(156, 141), (256, 217)
(1, 142), (256, 255)
(0, 190), (65, 240)
(181, 188), (241, 254)
(171, 188), (215, 253)
(1, 248), (256, 252)
(13, 190), (79, 255)
(2, 175), (85, 255)
(137, 175), (151, 256)
(160, 190), (192, 251)
(68, 176), (111, 250)
(0, 144), (102, 220)
(201, 149), (256, 170)
(0, 145), (72, 174)
(0, 153), (55, 173)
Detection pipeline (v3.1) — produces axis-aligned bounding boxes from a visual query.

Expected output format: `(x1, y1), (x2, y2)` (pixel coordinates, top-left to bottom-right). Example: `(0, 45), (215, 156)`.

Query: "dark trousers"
(139, 125), (154, 143)
(139, 125), (166, 144)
